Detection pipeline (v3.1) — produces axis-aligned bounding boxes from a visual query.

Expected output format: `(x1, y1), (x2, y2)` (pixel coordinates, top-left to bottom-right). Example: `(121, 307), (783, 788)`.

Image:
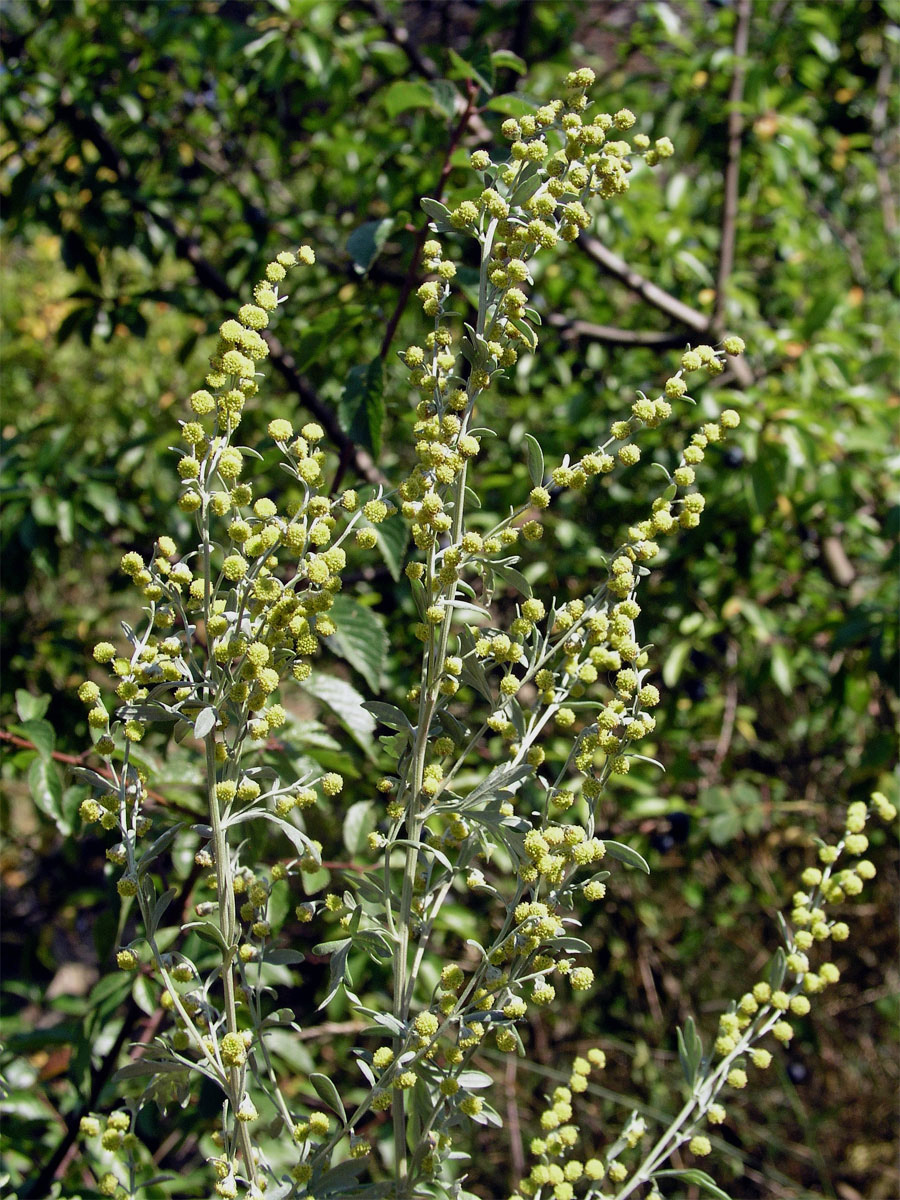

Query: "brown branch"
(54, 101), (386, 487)
(379, 82), (478, 361)
(578, 233), (710, 334)
(23, 863), (200, 1198)
(356, 0), (493, 142)
(577, 233), (754, 387)
(872, 56), (898, 239)
(713, 0), (751, 333)
(545, 313), (690, 349)
(0, 729), (175, 807)
(711, 639), (740, 774)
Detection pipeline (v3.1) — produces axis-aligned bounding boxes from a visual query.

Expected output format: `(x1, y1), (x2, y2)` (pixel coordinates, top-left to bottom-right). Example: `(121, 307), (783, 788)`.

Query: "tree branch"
(544, 313), (690, 349)
(577, 233), (754, 386)
(379, 82), (478, 361)
(55, 102), (387, 486)
(713, 0), (751, 333)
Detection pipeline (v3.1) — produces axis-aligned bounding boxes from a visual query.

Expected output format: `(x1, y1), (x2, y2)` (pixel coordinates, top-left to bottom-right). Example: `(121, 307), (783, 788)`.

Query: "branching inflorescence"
(73, 67), (895, 1200)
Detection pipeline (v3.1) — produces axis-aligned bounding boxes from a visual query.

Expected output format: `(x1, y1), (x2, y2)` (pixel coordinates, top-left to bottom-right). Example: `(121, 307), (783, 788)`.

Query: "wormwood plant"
(71, 69), (895, 1200)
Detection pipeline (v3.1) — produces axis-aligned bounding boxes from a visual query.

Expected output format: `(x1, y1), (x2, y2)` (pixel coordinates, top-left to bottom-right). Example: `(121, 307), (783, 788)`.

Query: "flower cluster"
(70, 59), (890, 1200)
(508, 792), (896, 1200)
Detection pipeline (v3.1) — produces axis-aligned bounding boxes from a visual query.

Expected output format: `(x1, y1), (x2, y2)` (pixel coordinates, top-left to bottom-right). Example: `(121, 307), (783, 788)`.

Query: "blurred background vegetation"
(1, 1), (897, 1197)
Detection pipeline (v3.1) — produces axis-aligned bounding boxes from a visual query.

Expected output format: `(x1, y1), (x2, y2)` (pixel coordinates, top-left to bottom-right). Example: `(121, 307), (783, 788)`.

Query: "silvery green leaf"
(768, 945), (787, 990)
(603, 840), (650, 874)
(653, 1170), (732, 1200)
(192, 707), (218, 739)
(362, 701), (413, 732)
(265, 949), (305, 966)
(310, 1071), (347, 1121)
(148, 886), (177, 936)
(300, 673), (376, 757)
(138, 824), (184, 875)
(181, 920), (230, 954)
(523, 433), (544, 485)
(421, 198), (452, 223)
(491, 561), (532, 598)
(456, 1070), (493, 1089)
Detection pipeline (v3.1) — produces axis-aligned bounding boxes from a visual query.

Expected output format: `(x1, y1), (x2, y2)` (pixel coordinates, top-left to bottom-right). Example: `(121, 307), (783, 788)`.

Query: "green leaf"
(28, 757), (65, 831)
(770, 643), (793, 696)
(193, 707), (218, 739)
(16, 717), (55, 760)
(374, 515), (409, 582)
(310, 1071), (348, 1121)
(181, 920), (230, 954)
(148, 887), (177, 936)
(300, 672), (376, 757)
(338, 358), (384, 458)
(653, 1169), (732, 1200)
(291, 306), (365, 374)
(421, 197), (452, 225)
(346, 219), (394, 276)
(768, 945), (787, 990)
(447, 47), (494, 94)
(361, 701), (412, 732)
(429, 79), (459, 119)
(676, 1015), (703, 1086)
(490, 49), (527, 75)
(15, 689), (50, 722)
(328, 594), (388, 692)
(318, 939), (352, 1008)
(383, 79), (438, 118)
(490, 561), (532, 598)
(343, 800), (376, 856)
(662, 640), (691, 688)
(603, 840), (650, 874)
(523, 433), (544, 485)
(132, 973), (156, 1018)
(485, 94), (537, 117)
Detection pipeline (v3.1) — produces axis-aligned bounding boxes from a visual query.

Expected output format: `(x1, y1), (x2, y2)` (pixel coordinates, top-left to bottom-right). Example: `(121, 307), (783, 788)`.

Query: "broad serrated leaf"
(374, 515), (409, 582)
(603, 840), (651, 873)
(446, 46), (493, 93)
(338, 358), (384, 457)
(383, 79), (437, 118)
(28, 757), (65, 831)
(346, 218), (394, 275)
(490, 49), (527, 74)
(343, 800), (376, 856)
(16, 717), (55, 761)
(301, 672), (376, 757)
(328, 594), (388, 692)
(15, 690), (50, 722)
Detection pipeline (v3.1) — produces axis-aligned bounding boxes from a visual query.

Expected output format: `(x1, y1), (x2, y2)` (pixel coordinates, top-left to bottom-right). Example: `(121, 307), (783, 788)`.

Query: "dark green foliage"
(1, 2), (897, 1197)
